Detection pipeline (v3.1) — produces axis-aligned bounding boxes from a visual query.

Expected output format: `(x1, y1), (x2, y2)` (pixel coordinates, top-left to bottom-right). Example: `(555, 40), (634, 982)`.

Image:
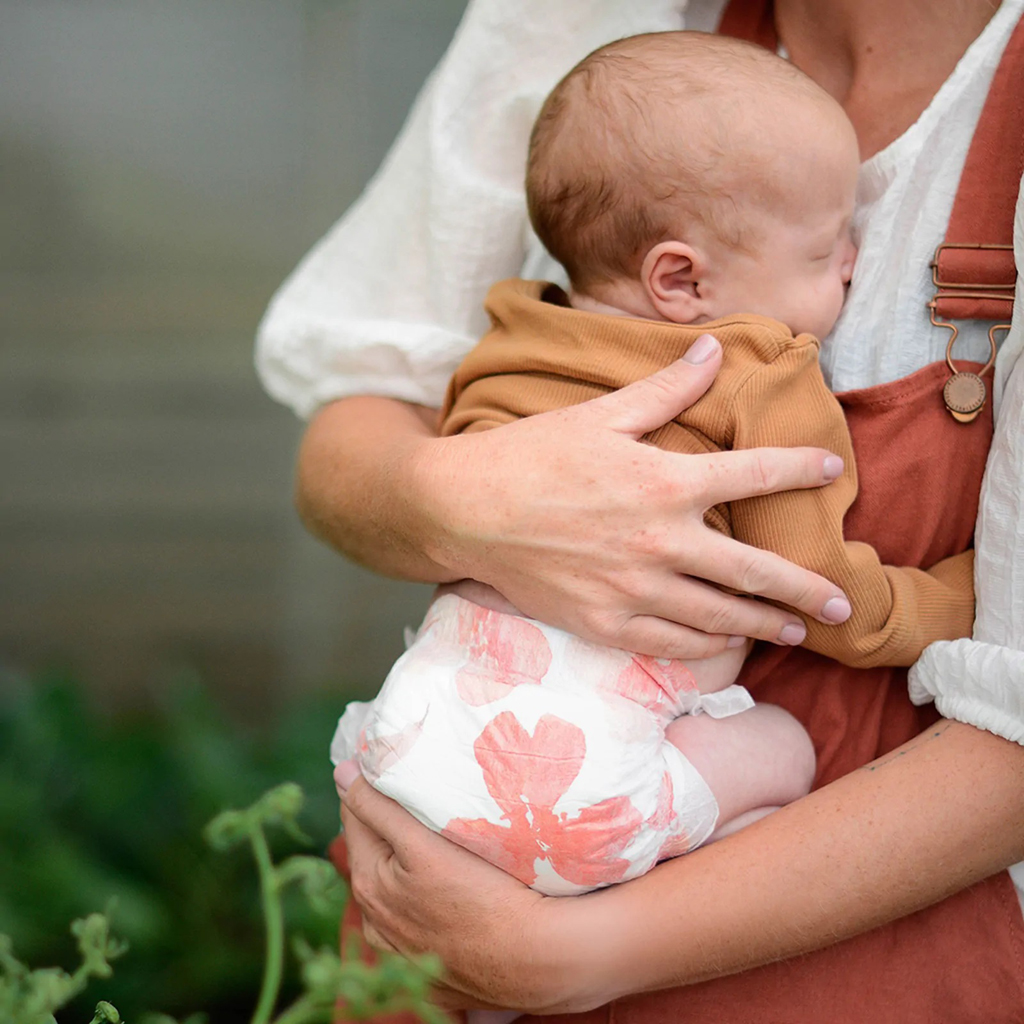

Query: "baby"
(332, 32), (975, 896)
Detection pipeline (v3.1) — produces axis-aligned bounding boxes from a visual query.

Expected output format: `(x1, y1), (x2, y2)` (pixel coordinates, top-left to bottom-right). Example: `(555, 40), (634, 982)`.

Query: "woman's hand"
(336, 766), (607, 1014)
(299, 335), (851, 660)
(411, 336), (849, 657)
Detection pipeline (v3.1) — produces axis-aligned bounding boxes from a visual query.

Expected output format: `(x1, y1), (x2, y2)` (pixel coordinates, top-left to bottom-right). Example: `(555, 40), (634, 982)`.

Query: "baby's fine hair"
(526, 32), (833, 289)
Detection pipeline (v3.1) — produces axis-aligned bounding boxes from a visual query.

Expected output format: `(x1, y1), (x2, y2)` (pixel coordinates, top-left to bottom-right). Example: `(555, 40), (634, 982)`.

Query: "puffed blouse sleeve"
(908, 175), (1024, 743)
(254, 0), (690, 418)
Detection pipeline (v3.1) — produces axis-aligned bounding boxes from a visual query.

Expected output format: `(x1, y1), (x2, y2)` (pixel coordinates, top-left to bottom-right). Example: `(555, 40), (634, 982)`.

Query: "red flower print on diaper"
(616, 655), (698, 712)
(648, 771), (691, 862)
(454, 604), (552, 706)
(356, 714), (426, 784)
(442, 711), (642, 888)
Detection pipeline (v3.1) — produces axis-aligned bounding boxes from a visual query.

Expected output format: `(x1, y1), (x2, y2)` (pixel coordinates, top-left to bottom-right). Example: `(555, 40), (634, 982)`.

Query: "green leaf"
(274, 858), (346, 916)
(72, 914), (128, 979)
(204, 784), (311, 854)
(89, 1000), (122, 1024)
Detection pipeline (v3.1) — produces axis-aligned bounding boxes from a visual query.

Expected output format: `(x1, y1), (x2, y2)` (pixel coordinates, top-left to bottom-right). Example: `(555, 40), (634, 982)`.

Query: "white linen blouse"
(256, 0), (1024, 892)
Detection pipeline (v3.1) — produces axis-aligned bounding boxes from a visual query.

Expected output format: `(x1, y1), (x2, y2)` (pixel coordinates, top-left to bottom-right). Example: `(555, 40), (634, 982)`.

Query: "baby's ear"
(641, 242), (708, 324)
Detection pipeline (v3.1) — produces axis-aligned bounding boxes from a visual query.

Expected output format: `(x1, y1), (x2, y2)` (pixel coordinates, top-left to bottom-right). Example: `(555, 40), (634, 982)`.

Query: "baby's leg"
(664, 704), (815, 839)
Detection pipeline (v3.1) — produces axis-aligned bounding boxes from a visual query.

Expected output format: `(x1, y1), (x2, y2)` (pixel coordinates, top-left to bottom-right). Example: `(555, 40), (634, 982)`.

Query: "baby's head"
(527, 32), (859, 338)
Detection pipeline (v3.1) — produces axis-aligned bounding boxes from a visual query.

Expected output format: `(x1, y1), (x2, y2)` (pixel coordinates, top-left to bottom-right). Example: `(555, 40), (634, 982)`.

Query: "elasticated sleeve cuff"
(908, 639), (1024, 744)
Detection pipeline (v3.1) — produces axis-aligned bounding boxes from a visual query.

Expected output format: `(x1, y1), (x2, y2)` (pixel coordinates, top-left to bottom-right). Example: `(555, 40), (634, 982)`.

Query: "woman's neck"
(775, 0), (1001, 158)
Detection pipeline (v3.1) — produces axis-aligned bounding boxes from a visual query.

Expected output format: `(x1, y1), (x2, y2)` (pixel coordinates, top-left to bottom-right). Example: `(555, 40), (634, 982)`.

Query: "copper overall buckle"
(928, 243), (1013, 423)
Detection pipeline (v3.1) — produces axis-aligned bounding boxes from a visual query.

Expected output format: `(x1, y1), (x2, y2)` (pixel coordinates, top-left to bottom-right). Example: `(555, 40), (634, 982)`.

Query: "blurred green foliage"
(2, 911), (128, 1024)
(0, 671), (348, 1023)
(2, 782), (444, 1024)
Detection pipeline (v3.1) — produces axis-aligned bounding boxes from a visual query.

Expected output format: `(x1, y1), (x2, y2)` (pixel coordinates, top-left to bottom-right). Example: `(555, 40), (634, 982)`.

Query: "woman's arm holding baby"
(297, 345), (851, 660)
(339, 717), (1024, 1013)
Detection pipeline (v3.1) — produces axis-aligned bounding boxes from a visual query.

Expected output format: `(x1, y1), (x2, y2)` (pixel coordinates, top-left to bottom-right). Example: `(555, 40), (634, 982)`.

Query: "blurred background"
(0, 0), (468, 1018)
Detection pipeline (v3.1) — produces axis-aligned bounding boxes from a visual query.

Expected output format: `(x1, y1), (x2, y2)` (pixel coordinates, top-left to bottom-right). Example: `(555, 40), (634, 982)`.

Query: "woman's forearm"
(572, 719), (1024, 1006)
(296, 396), (457, 582)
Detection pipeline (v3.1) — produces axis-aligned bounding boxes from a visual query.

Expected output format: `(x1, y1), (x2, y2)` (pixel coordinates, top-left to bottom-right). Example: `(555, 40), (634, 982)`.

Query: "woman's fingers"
(361, 920), (401, 955)
(609, 567), (838, 656)
(623, 576), (808, 648)
(689, 533), (851, 625)
(340, 798), (397, 876)
(340, 777), (560, 1010)
(333, 759), (360, 800)
(700, 446), (845, 505)
(341, 776), (426, 869)
(604, 615), (737, 661)
(342, 775), (445, 881)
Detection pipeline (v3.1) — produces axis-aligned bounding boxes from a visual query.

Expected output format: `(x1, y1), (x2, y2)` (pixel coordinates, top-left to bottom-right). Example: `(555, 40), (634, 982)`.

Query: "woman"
(258, 0), (1024, 1017)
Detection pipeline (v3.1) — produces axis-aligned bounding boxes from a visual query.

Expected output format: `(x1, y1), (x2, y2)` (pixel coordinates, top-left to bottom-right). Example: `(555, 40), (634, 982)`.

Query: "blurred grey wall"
(0, 0), (469, 714)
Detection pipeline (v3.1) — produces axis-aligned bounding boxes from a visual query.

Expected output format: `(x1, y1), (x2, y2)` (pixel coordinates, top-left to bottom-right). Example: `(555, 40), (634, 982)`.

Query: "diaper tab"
(694, 685), (755, 719)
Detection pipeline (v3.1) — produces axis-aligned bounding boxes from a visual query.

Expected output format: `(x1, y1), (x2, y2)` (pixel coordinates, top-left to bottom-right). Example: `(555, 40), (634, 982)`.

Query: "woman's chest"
(804, 0), (1023, 391)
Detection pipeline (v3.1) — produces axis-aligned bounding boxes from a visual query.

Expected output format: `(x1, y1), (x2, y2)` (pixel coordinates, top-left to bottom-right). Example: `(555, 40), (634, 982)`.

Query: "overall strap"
(926, 11), (1023, 419)
(931, 11), (1024, 323)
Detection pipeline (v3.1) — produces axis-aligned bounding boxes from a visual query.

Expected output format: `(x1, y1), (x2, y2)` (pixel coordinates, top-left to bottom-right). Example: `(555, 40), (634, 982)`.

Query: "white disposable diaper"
(331, 594), (754, 896)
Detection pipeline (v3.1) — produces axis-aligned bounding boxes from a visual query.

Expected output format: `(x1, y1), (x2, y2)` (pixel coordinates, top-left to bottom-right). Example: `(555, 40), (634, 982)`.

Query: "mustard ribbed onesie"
(440, 279), (974, 668)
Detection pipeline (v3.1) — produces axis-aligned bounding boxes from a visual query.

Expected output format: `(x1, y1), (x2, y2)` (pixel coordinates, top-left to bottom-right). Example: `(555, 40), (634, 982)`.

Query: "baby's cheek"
(809, 280), (846, 339)
(831, 277), (850, 321)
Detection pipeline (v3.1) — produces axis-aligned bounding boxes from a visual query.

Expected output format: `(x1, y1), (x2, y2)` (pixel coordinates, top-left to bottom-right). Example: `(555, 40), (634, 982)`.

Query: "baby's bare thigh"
(665, 704), (815, 826)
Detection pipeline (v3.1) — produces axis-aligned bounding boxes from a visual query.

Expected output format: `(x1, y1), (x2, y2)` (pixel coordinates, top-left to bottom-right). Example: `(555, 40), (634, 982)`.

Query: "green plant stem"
(271, 995), (326, 1024)
(250, 826), (285, 1024)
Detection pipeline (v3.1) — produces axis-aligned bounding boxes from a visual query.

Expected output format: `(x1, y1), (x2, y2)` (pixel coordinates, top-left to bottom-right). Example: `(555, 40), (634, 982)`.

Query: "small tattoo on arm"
(861, 724), (951, 772)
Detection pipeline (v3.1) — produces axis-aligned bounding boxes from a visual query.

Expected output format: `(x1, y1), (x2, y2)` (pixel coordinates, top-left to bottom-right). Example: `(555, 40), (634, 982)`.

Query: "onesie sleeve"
(907, 178), (1024, 743)
(254, 0), (687, 419)
(729, 343), (976, 669)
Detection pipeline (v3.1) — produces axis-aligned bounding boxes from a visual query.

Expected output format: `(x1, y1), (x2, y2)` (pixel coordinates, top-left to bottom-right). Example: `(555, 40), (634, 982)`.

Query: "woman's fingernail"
(334, 760), (360, 794)
(821, 596), (852, 623)
(823, 455), (844, 481)
(778, 622), (806, 645)
(727, 635), (747, 648)
(683, 334), (719, 364)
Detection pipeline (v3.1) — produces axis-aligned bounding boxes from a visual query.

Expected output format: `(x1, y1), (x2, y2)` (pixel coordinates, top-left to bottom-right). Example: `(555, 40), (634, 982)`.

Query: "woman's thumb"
(596, 333), (721, 436)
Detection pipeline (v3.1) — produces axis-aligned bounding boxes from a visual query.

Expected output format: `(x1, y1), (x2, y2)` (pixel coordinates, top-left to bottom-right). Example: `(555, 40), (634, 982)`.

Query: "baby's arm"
(730, 343), (974, 668)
